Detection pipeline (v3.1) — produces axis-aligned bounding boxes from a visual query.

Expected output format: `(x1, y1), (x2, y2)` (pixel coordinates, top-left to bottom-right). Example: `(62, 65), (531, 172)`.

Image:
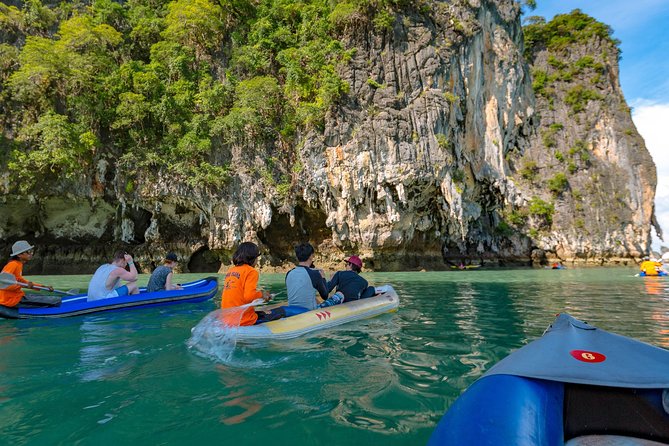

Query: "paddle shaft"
(223, 290), (279, 311)
(0, 272), (74, 295)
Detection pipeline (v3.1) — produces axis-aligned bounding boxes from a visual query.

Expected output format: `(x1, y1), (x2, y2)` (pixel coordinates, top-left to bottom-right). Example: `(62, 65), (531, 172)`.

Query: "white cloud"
(632, 102), (669, 249)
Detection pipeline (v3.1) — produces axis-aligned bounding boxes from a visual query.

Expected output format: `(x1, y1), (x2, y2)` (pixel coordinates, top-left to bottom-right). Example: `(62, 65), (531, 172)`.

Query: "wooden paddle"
(0, 272), (78, 295)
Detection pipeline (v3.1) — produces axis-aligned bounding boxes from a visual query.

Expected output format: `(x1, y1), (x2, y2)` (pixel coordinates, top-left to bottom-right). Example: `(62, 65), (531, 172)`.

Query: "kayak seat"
(564, 384), (669, 444)
(566, 435), (668, 445)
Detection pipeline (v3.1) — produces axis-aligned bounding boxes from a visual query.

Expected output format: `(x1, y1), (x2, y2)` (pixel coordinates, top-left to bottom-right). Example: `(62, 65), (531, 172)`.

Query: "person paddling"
(0, 240), (61, 309)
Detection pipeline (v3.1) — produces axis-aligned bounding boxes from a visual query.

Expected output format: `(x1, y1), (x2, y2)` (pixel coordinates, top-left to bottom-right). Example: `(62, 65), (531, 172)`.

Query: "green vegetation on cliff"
(0, 0), (419, 194)
(524, 9), (620, 56)
(512, 9), (625, 241)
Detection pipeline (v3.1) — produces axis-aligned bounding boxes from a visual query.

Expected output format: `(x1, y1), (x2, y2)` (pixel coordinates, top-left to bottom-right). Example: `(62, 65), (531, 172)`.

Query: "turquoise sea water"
(1, 268), (668, 445)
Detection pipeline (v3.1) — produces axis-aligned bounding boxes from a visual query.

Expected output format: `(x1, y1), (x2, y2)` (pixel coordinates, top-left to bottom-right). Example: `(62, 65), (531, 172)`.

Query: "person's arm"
(356, 274), (369, 299)
(325, 272), (339, 293)
(115, 266), (138, 282)
(117, 255), (138, 282)
(26, 280), (54, 292)
(361, 285), (376, 298)
(16, 273), (36, 289)
(165, 272), (183, 291)
(5, 263), (53, 292)
(243, 269), (264, 304)
(107, 265), (137, 289)
(309, 269), (329, 299)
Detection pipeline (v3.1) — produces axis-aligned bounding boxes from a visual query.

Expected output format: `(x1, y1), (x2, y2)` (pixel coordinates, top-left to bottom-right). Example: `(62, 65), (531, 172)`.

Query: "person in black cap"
(146, 252), (184, 292)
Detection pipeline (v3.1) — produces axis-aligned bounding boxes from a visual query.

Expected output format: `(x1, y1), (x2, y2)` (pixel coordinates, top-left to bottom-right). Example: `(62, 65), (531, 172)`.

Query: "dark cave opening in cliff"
(188, 246), (222, 273)
(125, 206), (152, 243)
(258, 201), (332, 265)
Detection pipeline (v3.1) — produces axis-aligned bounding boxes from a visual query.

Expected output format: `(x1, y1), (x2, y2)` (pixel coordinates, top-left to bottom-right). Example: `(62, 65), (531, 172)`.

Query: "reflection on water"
(1, 269), (668, 445)
(643, 277), (666, 296)
(0, 325), (17, 404)
(78, 318), (141, 382)
(214, 365), (264, 425)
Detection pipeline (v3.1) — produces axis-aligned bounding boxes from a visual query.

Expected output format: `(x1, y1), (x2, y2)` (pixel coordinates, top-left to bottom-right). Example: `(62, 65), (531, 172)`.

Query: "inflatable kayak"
(640, 271), (668, 277)
(0, 277), (218, 319)
(236, 284), (398, 340)
(428, 313), (669, 446)
(191, 285), (399, 342)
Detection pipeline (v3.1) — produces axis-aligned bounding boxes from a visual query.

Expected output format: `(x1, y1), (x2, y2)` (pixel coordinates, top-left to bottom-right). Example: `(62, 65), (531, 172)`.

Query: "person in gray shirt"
(285, 243), (328, 312)
(146, 253), (184, 293)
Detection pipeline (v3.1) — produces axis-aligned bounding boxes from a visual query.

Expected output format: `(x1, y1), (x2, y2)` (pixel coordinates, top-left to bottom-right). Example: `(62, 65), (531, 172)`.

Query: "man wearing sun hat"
(0, 240), (60, 309)
(318, 254), (376, 308)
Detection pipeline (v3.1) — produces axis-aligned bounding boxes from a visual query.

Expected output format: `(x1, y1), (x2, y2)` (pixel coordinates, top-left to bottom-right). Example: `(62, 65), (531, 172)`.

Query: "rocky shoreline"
(10, 242), (642, 276)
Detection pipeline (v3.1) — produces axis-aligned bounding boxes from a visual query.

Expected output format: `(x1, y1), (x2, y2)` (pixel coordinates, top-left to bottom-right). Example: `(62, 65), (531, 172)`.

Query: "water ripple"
(2, 269), (668, 445)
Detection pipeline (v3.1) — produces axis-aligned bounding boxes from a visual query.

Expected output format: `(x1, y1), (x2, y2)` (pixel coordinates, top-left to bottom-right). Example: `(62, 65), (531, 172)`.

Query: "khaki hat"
(11, 240), (34, 256)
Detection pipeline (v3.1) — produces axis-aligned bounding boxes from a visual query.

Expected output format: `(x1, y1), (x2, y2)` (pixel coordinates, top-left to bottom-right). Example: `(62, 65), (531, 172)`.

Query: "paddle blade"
(0, 272), (18, 289)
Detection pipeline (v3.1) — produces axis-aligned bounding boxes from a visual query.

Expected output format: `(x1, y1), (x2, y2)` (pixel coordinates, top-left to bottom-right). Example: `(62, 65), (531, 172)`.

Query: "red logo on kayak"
(570, 350), (606, 363)
(316, 311), (331, 320)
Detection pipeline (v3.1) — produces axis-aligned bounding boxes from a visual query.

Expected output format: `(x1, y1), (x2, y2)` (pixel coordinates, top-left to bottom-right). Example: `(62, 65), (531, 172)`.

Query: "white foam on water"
(83, 401), (105, 409)
(97, 413), (114, 424)
(187, 306), (293, 368)
(187, 308), (245, 364)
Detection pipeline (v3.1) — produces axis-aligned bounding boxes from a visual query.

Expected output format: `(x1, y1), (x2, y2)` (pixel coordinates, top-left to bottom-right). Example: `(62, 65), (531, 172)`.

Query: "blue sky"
(530, 0), (669, 104)
(529, 0), (669, 251)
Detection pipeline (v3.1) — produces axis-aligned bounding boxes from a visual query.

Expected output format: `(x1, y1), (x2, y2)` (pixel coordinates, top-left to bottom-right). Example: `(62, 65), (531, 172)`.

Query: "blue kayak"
(640, 271), (668, 277)
(428, 313), (669, 445)
(0, 277), (218, 319)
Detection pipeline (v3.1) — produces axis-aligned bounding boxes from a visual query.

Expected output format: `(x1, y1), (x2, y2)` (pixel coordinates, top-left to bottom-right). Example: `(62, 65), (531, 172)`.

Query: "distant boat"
(428, 313), (669, 445)
(450, 264), (481, 270)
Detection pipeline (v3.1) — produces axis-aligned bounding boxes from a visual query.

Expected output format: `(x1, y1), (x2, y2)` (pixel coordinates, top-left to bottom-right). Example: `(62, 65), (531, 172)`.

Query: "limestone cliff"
(0, 2), (657, 273)
(517, 11), (659, 263)
(297, 0), (536, 270)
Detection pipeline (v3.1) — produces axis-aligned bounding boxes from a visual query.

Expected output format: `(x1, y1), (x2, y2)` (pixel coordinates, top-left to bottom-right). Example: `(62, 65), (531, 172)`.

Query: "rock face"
(296, 0), (537, 270)
(0, 2), (657, 273)
(517, 11), (659, 263)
